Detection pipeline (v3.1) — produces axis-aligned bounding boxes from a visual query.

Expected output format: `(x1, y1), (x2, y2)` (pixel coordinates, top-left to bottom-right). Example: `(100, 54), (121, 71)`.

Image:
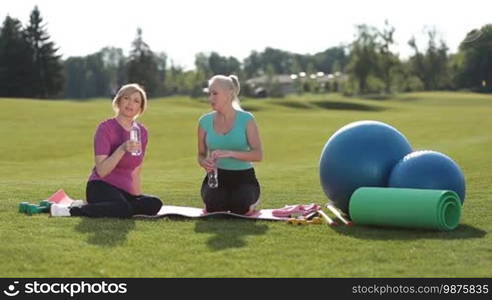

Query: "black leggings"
(70, 180), (162, 218)
(201, 168), (260, 215)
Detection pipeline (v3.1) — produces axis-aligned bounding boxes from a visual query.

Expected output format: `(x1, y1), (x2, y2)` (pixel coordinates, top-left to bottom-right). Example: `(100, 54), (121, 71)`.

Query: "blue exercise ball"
(319, 120), (412, 214)
(388, 150), (466, 204)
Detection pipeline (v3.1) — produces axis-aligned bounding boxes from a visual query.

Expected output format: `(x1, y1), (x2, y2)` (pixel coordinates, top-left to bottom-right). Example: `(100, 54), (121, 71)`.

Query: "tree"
(304, 63), (318, 93)
(0, 16), (33, 97)
(377, 21), (399, 93)
(264, 64), (284, 97)
(164, 61), (184, 95)
(455, 24), (492, 92)
(208, 52), (240, 75)
(84, 52), (111, 98)
(99, 47), (127, 95)
(347, 25), (380, 94)
(195, 52), (240, 76)
(25, 6), (63, 98)
(312, 46), (348, 74)
(262, 47), (293, 74)
(63, 56), (86, 98)
(63, 49), (119, 99)
(163, 61), (204, 96)
(154, 52), (168, 96)
(243, 50), (262, 78)
(243, 47), (294, 77)
(242, 46), (348, 82)
(127, 28), (159, 96)
(408, 28), (450, 90)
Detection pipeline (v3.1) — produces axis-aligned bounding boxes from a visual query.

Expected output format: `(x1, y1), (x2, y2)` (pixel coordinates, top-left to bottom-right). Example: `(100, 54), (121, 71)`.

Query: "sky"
(1, 0), (490, 70)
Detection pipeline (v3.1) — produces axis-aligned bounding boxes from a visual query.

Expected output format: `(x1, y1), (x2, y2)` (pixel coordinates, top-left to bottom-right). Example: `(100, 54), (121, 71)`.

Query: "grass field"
(0, 92), (491, 277)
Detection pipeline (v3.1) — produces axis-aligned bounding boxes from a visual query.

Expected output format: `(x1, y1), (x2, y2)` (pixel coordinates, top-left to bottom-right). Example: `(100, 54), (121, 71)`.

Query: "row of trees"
(64, 30), (168, 98)
(0, 7), (490, 99)
(0, 7), (62, 98)
(0, 7), (168, 99)
(62, 41), (350, 98)
(346, 22), (492, 94)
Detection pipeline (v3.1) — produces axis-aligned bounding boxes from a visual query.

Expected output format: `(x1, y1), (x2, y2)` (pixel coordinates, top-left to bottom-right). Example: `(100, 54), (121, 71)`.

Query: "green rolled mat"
(349, 187), (462, 231)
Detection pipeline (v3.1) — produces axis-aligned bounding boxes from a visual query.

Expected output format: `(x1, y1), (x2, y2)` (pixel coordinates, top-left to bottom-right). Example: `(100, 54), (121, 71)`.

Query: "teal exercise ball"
(319, 120), (412, 214)
(388, 150), (466, 204)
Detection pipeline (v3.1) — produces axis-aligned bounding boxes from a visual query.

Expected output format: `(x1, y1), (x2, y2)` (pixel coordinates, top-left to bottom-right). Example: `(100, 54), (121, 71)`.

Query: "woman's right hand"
(199, 157), (216, 173)
(120, 140), (141, 154)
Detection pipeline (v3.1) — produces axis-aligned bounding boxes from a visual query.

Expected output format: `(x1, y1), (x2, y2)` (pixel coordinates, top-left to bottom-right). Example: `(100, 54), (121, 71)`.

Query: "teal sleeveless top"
(199, 110), (255, 170)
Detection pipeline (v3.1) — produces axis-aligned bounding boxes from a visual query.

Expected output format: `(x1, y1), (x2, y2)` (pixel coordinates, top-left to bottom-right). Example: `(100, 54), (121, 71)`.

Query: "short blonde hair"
(112, 83), (148, 118)
(208, 75), (242, 110)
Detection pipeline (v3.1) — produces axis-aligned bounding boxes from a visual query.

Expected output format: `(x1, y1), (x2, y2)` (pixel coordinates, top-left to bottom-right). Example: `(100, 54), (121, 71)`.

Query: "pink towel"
(47, 189), (74, 205)
(271, 204), (321, 217)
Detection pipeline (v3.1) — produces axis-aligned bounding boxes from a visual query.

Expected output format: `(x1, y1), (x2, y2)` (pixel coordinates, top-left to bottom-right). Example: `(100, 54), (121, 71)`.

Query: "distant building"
(245, 72), (347, 96)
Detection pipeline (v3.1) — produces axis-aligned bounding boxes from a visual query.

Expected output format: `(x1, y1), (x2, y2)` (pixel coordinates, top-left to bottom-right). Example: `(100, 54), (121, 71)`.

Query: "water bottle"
(129, 123), (142, 156)
(207, 168), (218, 188)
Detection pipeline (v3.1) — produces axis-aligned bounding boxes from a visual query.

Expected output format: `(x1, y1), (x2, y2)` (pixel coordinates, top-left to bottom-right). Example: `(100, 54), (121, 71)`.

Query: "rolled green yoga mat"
(349, 187), (462, 231)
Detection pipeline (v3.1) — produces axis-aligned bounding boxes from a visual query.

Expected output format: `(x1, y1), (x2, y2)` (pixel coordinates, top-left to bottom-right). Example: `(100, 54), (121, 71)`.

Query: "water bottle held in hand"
(207, 155), (218, 188)
(130, 123), (142, 156)
(207, 168), (218, 188)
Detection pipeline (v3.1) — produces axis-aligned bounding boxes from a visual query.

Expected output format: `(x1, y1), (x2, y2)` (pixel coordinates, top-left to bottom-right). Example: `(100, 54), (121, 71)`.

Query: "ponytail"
(229, 75), (242, 110)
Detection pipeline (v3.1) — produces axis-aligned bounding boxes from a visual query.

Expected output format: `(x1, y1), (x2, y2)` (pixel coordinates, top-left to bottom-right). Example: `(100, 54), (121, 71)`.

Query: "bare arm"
(212, 119), (263, 162)
(197, 125), (215, 172)
(95, 141), (140, 177)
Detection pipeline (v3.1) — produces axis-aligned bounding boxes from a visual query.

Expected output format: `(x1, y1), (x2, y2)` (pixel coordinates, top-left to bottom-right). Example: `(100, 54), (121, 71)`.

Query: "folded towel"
(272, 204), (321, 217)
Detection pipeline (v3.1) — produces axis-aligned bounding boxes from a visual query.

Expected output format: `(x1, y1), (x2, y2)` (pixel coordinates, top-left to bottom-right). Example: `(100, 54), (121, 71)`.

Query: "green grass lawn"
(0, 92), (490, 277)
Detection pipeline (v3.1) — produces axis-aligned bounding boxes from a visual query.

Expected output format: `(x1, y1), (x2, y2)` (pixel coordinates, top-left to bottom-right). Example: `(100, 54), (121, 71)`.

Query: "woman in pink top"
(51, 84), (162, 217)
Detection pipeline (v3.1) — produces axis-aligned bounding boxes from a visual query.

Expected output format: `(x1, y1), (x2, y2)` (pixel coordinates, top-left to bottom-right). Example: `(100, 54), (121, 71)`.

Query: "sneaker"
(70, 200), (85, 208)
(50, 203), (71, 217)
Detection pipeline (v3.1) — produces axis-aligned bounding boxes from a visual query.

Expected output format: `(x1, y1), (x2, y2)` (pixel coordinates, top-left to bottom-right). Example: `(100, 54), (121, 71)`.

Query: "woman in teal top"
(197, 75), (263, 214)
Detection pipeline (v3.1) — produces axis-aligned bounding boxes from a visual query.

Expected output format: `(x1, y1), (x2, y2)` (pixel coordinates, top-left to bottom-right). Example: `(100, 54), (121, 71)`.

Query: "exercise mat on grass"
(349, 187), (461, 231)
(133, 205), (290, 221)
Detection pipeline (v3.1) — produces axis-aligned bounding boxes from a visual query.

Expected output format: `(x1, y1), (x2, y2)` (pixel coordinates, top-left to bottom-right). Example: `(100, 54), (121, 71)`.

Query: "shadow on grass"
(311, 101), (386, 112)
(240, 105), (262, 112)
(194, 218), (268, 251)
(397, 96), (421, 102)
(332, 223), (486, 240)
(75, 217), (135, 247)
(359, 94), (392, 101)
(272, 101), (314, 109)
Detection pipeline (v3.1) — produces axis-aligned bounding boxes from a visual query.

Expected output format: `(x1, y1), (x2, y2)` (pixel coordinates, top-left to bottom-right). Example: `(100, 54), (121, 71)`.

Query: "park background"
(0, 0), (491, 277)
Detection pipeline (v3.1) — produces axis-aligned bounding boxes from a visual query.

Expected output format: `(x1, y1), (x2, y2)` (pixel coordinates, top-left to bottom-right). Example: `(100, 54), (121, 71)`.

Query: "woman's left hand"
(211, 150), (233, 160)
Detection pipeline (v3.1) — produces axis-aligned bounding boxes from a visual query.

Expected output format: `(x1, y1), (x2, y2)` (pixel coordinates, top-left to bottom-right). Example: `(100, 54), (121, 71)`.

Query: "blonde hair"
(112, 83), (147, 119)
(208, 75), (242, 110)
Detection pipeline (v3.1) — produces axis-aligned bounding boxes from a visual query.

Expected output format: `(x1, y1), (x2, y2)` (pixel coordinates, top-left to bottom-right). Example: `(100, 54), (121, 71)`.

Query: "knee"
(203, 195), (224, 212)
(230, 205), (250, 215)
(202, 192), (227, 212)
(146, 197), (163, 215)
(206, 201), (228, 213)
(231, 201), (251, 215)
(230, 189), (259, 215)
(228, 196), (249, 215)
(201, 187), (221, 204)
(202, 192), (216, 205)
(200, 184), (212, 202)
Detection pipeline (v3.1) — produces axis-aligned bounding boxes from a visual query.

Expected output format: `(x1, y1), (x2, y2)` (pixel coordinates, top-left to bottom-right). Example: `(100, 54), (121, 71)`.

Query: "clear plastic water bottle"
(129, 123), (142, 156)
(207, 168), (218, 188)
